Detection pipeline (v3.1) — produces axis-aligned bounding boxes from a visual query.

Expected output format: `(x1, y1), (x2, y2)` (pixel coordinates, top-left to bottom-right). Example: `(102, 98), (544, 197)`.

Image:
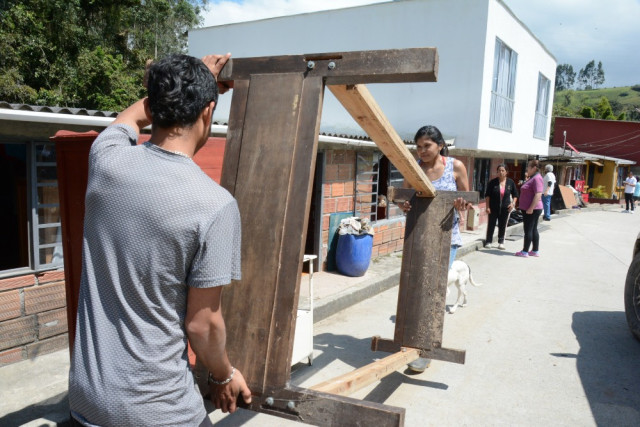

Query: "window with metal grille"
(32, 142), (63, 270)
(355, 152), (405, 223)
(533, 73), (551, 139)
(490, 38), (518, 131)
(355, 152), (379, 222)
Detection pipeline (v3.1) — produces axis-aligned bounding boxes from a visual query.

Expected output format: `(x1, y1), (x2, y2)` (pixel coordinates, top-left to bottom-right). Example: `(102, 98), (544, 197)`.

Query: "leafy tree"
(579, 106), (596, 118)
(596, 96), (614, 119)
(595, 61), (605, 88)
(578, 61), (595, 90)
(617, 112), (627, 121)
(0, 0), (206, 110)
(553, 103), (577, 118)
(70, 46), (145, 111)
(562, 91), (573, 107)
(578, 60), (606, 90)
(555, 64), (576, 91)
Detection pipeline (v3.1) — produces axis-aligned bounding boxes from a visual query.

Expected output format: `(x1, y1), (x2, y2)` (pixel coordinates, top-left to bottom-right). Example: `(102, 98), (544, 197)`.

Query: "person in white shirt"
(542, 164), (556, 221)
(623, 171), (637, 213)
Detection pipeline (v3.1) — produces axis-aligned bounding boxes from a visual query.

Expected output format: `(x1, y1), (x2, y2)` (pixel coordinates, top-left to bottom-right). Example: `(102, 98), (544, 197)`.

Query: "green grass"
(554, 85), (640, 121)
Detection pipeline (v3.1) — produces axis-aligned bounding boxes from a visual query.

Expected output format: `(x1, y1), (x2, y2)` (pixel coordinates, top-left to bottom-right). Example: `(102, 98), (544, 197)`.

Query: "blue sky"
(202, 0), (640, 87)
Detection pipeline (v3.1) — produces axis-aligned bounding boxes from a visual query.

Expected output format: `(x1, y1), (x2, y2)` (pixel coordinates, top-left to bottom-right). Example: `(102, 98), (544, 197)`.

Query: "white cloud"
(503, 0), (640, 86)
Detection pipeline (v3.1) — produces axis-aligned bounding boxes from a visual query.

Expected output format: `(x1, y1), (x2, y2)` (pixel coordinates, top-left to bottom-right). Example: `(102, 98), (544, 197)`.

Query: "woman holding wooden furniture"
(400, 124), (471, 373)
(401, 125), (471, 268)
(484, 164), (518, 250)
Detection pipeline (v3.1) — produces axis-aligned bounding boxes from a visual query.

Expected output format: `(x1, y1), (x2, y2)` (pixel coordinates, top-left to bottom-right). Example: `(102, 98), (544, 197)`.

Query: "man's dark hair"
(414, 125), (448, 156)
(147, 54), (218, 128)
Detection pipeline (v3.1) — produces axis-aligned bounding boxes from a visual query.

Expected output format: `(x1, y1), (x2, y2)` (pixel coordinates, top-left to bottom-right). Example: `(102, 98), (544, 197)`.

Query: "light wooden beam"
(310, 348), (420, 397)
(329, 84), (436, 197)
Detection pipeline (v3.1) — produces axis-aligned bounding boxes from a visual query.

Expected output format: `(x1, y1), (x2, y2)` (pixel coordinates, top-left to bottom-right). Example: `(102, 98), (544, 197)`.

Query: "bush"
(579, 106), (596, 118)
(588, 185), (609, 199)
(619, 92), (629, 97)
(631, 85), (640, 92)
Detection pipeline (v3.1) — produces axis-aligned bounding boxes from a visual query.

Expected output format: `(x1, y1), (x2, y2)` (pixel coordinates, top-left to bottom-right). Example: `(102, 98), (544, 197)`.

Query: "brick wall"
(321, 149), (405, 270)
(371, 218), (405, 258)
(0, 271), (68, 366)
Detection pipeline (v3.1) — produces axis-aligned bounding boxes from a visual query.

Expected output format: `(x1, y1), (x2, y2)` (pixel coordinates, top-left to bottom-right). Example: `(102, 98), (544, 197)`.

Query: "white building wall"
(477, 0), (556, 156)
(189, 0), (555, 157)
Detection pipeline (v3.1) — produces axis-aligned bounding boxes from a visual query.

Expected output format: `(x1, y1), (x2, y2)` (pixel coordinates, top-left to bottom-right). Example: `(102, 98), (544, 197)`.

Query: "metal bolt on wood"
(265, 397), (274, 406)
(287, 401), (296, 410)
(328, 61), (336, 70)
(307, 61), (315, 70)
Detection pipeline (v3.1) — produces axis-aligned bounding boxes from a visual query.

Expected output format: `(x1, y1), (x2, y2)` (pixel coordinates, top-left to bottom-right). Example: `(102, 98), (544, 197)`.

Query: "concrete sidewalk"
(0, 203), (622, 426)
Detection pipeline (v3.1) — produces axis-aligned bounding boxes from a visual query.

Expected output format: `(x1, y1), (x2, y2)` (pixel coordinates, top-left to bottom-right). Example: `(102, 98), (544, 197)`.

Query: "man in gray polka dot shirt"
(68, 53), (251, 426)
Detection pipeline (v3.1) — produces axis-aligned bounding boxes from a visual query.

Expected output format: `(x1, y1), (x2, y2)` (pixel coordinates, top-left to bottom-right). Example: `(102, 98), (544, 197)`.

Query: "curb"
(314, 269), (400, 323)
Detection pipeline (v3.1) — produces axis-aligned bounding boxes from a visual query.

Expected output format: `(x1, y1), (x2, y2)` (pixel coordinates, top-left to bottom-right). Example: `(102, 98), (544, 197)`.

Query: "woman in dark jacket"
(484, 164), (518, 249)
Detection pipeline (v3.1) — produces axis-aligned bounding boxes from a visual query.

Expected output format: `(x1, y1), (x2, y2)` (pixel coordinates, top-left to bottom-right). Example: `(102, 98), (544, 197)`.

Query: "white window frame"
(31, 141), (63, 271)
(490, 38), (518, 131)
(533, 73), (551, 139)
(0, 141), (63, 278)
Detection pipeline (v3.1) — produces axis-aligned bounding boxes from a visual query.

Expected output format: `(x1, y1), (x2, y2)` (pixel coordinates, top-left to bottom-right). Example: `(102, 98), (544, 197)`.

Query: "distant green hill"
(554, 85), (640, 122)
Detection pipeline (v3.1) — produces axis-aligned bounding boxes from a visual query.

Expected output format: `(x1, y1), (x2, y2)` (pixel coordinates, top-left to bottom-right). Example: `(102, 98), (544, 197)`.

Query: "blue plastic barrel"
(336, 233), (373, 277)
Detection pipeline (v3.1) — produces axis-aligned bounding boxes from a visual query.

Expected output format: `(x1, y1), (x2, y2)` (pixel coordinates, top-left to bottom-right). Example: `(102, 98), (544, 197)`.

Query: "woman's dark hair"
(414, 125), (448, 156)
(528, 159), (540, 170)
(497, 163), (507, 171)
(147, 54), (218, 128)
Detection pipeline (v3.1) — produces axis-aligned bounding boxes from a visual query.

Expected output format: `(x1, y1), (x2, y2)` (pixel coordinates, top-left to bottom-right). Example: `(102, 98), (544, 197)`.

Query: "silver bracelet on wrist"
(208, 367), (235, 385)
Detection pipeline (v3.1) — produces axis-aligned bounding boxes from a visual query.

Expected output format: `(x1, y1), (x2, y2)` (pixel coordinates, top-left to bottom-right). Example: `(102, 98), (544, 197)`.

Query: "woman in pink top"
(516, 159), (544, 257)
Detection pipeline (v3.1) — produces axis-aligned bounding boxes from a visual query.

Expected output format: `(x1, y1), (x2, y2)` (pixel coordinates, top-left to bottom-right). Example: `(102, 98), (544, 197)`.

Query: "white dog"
(447, 260), (482, 313)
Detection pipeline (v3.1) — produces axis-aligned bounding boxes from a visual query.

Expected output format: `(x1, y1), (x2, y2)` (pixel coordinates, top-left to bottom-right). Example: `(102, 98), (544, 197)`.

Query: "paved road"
(284, 209), (640, 426)
(4, 209), (640, 426)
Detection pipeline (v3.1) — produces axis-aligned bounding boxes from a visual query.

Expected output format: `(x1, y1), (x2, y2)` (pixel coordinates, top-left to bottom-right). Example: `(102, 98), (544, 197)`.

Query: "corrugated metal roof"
(0, 102), (119, 118)
(0, 101), (412, 145)
(544, 146), (635, 165)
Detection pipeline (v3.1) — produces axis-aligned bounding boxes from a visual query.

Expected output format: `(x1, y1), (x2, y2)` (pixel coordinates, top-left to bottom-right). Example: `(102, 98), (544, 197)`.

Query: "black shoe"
(543, 217), (550, 221)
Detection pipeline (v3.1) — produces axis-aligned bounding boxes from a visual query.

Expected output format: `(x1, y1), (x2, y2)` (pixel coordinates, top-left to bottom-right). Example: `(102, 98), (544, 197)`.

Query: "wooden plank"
(219, 73), (324, 393)
(329, 84), (436, 197)
(245, 386), (405, 426)
(265, 75), (325, 385)
(218, 48), (438, 85)
(558, 184), (577, 209)
(393, 191), (478, 353)
(389, 187), (478, 205)
(371, 337), (466, 365)
(310, 349), (420, 396)
(220, 78), (249, 193)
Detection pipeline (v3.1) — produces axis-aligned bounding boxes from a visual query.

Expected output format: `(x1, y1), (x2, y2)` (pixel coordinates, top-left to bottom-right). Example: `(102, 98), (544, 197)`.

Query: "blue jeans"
(449, 245), (460, 269)
(542, 194), (552, 219)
